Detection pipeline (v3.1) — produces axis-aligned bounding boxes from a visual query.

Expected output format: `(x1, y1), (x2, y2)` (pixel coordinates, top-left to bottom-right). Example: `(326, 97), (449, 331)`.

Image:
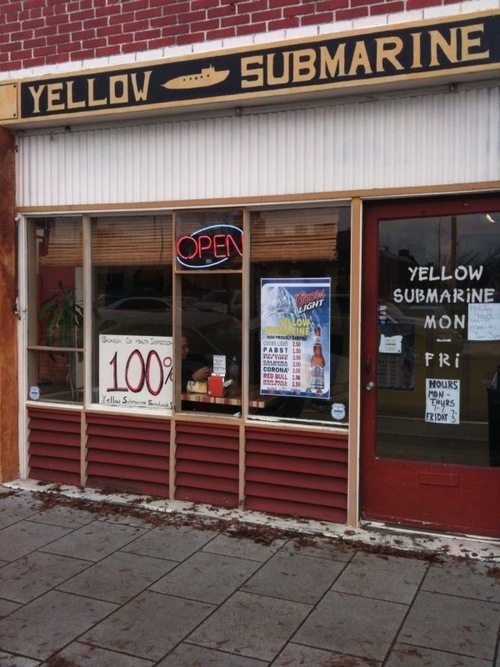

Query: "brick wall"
(1, 0), (463, 73)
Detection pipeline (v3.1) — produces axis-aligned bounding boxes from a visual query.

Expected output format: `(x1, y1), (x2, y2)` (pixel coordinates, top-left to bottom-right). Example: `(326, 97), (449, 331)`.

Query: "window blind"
(39, 217), (173, 267)
(250, 209), (338, 262)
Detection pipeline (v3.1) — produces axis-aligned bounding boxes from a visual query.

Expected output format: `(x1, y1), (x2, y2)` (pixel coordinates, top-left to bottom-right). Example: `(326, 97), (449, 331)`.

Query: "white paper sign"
(425, 378), (460, 425)
(212, 354), (226, 376)
(379, 334), (403, 354)
(99, 335), (173, 409)
(468, 303), (500, 341)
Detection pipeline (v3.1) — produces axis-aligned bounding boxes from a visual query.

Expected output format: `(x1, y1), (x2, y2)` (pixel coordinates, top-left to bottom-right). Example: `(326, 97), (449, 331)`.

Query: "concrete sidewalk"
(0, 485), (498, 666)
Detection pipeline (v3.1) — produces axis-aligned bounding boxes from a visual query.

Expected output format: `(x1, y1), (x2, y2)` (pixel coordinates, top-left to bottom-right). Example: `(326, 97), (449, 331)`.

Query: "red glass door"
(361, 196), (500, 538)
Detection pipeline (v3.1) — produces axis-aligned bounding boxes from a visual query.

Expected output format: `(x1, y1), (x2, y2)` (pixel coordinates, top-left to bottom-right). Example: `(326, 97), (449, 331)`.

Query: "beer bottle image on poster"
(260, 278), (331, 399)
(310, 326), (326, 394)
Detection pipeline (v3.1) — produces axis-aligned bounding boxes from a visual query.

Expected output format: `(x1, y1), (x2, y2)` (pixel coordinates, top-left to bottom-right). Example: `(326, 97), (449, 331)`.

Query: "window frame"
(24, 203), (351, 429)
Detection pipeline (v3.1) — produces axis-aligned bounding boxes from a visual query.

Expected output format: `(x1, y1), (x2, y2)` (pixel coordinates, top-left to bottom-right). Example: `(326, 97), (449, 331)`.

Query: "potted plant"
(38, 281), (84, 398)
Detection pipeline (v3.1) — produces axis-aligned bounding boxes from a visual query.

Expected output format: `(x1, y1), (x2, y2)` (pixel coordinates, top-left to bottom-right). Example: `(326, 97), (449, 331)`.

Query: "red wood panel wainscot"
(86, 414), (170, 497)
(28, 407), (82, 487)
(245, 427), (348, 523)
(175, 421), (240, 507)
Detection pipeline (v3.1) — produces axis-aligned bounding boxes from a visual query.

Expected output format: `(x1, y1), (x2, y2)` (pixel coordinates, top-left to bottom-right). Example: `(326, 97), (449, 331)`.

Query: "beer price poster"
(260, 277), (331, 398)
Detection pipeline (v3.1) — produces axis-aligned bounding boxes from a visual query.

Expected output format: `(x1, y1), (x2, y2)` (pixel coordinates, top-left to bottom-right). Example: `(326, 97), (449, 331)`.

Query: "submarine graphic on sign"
(163, 65), (230, 90)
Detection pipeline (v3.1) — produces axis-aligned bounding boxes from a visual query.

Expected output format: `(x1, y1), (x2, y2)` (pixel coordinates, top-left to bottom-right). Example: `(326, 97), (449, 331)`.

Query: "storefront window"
(248, 206), (351, 425)
(92, 216), (173, 410)
(27, 217), (84, 403)
(27, 206), (350, 422)
(175, 211), (243, 415)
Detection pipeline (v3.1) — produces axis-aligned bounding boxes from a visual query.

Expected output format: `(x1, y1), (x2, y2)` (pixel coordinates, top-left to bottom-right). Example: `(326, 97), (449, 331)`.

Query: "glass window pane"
(28, 350), (83, 404)
(92, 216), (173, 410)
(377, 211), (500, 466)
(249, 206), (351, 425)
(179, 273), (242, 415)
(28, 218), (84, 404)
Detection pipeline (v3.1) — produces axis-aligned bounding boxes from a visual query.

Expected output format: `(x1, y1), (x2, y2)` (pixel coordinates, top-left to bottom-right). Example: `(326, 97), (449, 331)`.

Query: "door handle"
(366, 381), (376, 391)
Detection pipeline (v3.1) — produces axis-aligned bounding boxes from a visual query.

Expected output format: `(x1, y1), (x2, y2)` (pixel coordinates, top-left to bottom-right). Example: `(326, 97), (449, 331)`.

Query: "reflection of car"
(102, 297), (171, 311)
(98, 296), (199, 334)
(405, 305), (447, 321)
(193, 289), (242, 318)
(98, 301), (240, 363)
(100, 296), (197, 311)
(383, 303), (452, 329)
(392, 303), (463, 341)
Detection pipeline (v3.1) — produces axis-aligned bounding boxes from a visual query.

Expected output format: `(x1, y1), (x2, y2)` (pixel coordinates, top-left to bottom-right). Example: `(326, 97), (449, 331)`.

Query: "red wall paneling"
(27, 408), (348, 525)
(86, 413), (170, 497)
(28, 407), (82, 487)
(245, 426), (348, 523)
(174, 420), (240, 507)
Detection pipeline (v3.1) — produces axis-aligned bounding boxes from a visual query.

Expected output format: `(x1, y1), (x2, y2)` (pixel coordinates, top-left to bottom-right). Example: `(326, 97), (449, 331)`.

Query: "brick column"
(0, 127), (18, 481)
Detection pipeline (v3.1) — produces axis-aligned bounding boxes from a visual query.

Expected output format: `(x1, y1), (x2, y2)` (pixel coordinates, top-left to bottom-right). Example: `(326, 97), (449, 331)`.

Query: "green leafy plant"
(38, 281), (84, 359)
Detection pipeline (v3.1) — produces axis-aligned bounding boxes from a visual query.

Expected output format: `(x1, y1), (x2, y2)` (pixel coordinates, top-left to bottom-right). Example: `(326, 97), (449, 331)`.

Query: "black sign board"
(9, 12), (500, 123)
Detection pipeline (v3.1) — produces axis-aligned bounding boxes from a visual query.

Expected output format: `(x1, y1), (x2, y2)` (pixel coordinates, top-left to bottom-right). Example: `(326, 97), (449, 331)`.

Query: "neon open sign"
(176, 224), (243, 269)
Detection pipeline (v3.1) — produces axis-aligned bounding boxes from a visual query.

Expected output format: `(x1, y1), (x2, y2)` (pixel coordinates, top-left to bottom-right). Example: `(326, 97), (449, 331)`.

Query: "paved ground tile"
(28, 505), (96, 530)
(202, 532), (286, 562)
(385, 643), (494, 666)
(331, 551), (428, 604)
(156, 643), (268, 666)
(121, 524), (215, 561)
(0, 493), (41, 529)
(0, 652), (40, 666)
(0, 599), (22, 618)
(41, 642), (155, 666)
(399, 590), (500, 661)
(0, 521), (71, 562)
(241, 550), (346, 604)
(80, 590), (214, 661)
(151, 550), (261, 604)
(0, 551), (90, 604)
(0, 590), (117, 661)
(422, 559), (500, 603)
(40, 519), (147, 562)
(293, 590), (408, 662)
(274, 642), (382, 666)
(58, 550), (177, 603)
(188, 590), (312, 662)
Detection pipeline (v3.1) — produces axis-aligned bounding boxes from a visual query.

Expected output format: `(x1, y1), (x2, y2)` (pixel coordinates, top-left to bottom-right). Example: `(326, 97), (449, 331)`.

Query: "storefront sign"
(393, 262), (496, 372)
(425, 378), (460, 424)
(260, 277), (331, 398)
(1, 12), (499, 125)
(176, 224), (243, 268)
(468, 303), (500, 340)
(99, 335), (173, 409)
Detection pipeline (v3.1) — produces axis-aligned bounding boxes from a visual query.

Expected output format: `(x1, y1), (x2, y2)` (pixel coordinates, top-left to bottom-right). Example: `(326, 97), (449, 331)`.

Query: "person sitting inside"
(181, 335), (211, 391)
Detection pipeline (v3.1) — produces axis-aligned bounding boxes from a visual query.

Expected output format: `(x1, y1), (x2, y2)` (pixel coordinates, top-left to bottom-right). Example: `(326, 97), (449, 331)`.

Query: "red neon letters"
(176, 225), (244, 268)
